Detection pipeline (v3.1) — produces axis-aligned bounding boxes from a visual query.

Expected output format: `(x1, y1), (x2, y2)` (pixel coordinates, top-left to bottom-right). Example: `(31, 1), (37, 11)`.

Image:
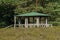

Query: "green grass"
(0, 26), (60, 40)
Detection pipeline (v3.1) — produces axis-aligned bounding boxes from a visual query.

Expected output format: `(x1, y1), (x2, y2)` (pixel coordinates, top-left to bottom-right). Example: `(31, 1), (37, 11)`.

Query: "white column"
(25, 17), (28, 28)
(14, 16), (16, 29)
(18, 17), (21, 27)
(36, 17), (40, 27)
(46, 17), (48, 27)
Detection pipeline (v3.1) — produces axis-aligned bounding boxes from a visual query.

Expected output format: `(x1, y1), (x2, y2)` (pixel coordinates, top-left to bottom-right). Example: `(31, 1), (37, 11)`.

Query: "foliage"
(0, 1), (16, 27)
(0, 0), (60, 27)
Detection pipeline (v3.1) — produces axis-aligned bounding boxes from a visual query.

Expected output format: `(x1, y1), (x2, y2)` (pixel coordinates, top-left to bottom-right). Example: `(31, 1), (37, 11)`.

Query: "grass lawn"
(0, 26), (60, 40)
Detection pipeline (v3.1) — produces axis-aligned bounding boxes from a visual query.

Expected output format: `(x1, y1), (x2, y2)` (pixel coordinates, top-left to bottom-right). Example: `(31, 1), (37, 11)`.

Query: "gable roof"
(16, 12), (49, 17)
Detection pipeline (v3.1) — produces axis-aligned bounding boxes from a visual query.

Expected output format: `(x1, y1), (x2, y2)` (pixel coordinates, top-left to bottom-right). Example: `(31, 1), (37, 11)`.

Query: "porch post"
(36, 17), (39, 27)
(18, 17), (21, 27)
(25, 17), (28, 28)
(46, 17), (48, 27)
(14, 16), (16, 29)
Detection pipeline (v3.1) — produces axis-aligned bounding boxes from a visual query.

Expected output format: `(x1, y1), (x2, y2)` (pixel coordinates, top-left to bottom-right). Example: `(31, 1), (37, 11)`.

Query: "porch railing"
(16, 24), (52, 27)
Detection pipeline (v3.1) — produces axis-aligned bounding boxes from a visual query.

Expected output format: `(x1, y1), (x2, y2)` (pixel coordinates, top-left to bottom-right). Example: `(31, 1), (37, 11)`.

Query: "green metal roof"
(16, 12), (49, 17)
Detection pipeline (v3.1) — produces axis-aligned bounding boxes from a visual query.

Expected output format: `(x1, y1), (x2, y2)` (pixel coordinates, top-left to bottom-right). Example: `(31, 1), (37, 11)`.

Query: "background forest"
(0, 0), (60, 27)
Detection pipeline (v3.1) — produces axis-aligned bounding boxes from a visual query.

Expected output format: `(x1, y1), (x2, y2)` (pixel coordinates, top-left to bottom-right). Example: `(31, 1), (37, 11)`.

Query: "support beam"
(36, 17), (40, 27)
(25, 17), (28, 28)
(46, 17), (48, 27)
(18, 17), (21, 27)
(14, 16), (16, 29)
(46, 18), (48, 24)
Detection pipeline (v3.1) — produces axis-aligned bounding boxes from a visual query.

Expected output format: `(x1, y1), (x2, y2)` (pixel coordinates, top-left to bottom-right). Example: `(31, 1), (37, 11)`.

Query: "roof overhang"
(16, 12), (50, 17)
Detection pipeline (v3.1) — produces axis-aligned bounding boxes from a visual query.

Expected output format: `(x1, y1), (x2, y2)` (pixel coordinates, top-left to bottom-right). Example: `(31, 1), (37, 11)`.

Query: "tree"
(0, 1), (16, 27)
(0, 0), (60, 27)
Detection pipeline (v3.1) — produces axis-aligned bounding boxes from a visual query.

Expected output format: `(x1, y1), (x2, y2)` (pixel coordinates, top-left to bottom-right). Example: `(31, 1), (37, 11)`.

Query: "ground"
(0, 26), (60, 40)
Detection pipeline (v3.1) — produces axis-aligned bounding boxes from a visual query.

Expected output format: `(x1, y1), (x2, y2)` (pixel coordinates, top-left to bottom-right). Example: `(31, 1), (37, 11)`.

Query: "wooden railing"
(16, 24), (52, 28)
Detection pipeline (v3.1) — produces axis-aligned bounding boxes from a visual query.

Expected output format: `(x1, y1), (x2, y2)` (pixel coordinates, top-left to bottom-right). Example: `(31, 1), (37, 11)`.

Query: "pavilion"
(14, 12), (52, 28)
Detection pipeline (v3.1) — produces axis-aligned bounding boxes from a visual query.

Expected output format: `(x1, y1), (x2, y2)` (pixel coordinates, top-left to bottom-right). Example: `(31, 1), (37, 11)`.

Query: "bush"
(49, 21), (60, 26)
(0, 22), (6, 28)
